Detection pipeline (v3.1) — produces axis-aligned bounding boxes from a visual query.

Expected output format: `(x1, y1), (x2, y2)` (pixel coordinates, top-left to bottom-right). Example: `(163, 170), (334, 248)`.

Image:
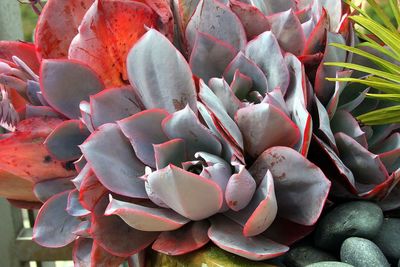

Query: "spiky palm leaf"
(327, 0), (400, 125)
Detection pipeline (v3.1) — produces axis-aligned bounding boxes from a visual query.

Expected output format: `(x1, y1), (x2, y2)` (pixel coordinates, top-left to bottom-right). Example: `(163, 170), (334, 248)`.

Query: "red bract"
(69, 0), (158, 87)
(0, 117), (76, 202)
(35, 0), (95, 60)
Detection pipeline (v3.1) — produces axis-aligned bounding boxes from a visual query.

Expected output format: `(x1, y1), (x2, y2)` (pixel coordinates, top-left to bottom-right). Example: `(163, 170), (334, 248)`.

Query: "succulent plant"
(0, 0), (398, 266)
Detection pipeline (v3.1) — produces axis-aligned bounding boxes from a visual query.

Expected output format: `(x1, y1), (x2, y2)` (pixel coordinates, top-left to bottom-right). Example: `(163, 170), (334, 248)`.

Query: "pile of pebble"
(282, 201), (400, 267)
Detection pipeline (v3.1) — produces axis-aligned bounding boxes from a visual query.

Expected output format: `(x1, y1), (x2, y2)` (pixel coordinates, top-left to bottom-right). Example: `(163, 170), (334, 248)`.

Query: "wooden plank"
(15, 228), (73, 262)
(0, 199), (25, 267)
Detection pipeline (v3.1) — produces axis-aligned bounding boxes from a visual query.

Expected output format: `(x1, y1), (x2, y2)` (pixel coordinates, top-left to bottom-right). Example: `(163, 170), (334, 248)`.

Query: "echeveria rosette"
(305, 7), (400, 206)
(27, 1), (348, 265)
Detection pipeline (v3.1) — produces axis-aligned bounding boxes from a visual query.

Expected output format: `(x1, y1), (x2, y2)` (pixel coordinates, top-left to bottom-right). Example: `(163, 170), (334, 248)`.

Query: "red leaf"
(0, 41), (40, 73)
(35, 0), (95, 60)
(69, 0), (158, 87)
(0, 117), (76, 201)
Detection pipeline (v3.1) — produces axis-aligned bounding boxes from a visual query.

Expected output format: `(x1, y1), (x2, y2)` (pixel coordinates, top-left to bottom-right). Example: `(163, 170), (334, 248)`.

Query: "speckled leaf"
(40, 59), (105, 119)
(148, 164), (223, 220)
(162, 105), (222, 158)
(35, 0), (94, 59)
(80, 123), (147, 199)
(230, 0), (270, 39)
(236, 103), (300, 158)
(225, 165), (256, 211)
(186, 0), (246, 52)
(152, 221), (210, 255)
(127, 29), (197, 113)
(33, 191), (81, 248)
(226, 169), (277, 238)
(69, 0), (157, 87)
(90, 86), (143, 129)
(249, 146), (331, 225)
(105, 196), (190, 231)
(208, 215), (289, 261)
(0, 117), (76, 198)
(245, 31), (289, 94)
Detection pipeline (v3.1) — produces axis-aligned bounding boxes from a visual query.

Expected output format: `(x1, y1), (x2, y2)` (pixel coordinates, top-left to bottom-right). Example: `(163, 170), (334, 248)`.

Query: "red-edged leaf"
(230, 0), (270, 39)
(34, 177), (75, 203)
(0, 41), (40, 73)
(91, 196), (159, 257)
(73, 238), (92, 267)
(105, 196), (190, 231)
(236, 103), (300, 159)
(186, 0), (246, 52)
(249, 146), (331, 226)
(40, 59), (105, 119)
(226, 170), (277, 237)
(35, 0), (94, 59)
(162, 105), (222, 159)
(262, 217), (315, 246)
(148, 164), (223, 220)
(126, 29), (197, 114)
(33, 191), (81, 248)
(0, 118), (76, 202)
(79, 171), (108, 211)
(208, 215), (289, 261)
(45, 120), (90, 162)
(152, 221), (210, 255)
(90, 86), (143, 129)
(225, 165), (256, 212)
(91, 240), (126, 267)
(189, 32), (237, 82)
(117, 109), (169, 168)
(80, 123), (147, 199)
(69, 0), (158, 87)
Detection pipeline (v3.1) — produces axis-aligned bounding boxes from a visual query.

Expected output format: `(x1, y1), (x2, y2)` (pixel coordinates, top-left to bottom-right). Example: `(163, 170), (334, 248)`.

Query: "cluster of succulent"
(0, 0), (399, 265)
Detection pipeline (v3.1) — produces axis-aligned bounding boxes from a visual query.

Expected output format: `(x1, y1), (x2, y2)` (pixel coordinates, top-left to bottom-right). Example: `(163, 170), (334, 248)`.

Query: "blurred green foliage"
(20, 3), (38, 41)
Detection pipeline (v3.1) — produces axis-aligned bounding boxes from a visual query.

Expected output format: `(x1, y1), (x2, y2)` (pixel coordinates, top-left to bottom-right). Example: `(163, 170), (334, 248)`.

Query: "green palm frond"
(327, 0), (400, 125)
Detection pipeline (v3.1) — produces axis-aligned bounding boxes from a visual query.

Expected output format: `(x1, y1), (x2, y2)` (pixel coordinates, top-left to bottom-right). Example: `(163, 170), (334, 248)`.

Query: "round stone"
(373, 218), (400, 260)
(340, 237), (390, 267)
(284, 245), (337, 267)
(305, 262), (353, 267)
(314, 201), (383, 251)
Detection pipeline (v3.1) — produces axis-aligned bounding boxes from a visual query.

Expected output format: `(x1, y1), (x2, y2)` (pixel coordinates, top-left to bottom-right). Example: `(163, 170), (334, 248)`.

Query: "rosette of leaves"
(0, 0), (358, 265)
(326, 0), (400, 125)
(308, 0), (400, 209)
